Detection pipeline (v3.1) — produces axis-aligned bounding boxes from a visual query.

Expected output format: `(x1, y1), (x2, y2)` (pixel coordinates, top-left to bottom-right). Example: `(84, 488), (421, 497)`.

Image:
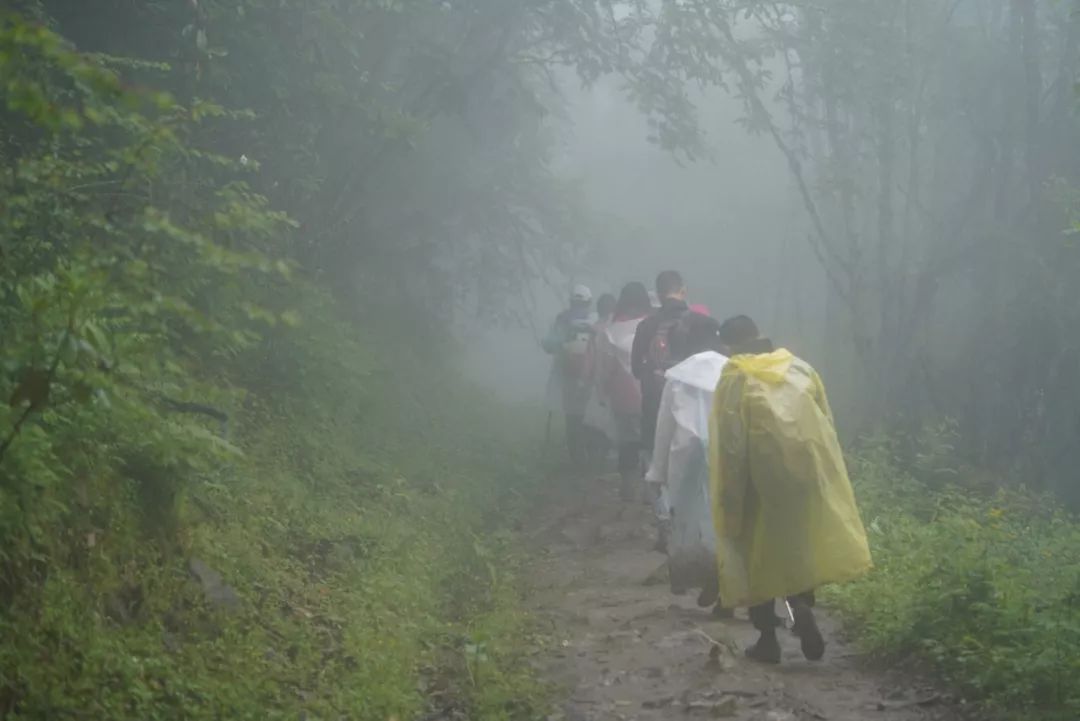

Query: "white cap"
(571, 284), (592, 302)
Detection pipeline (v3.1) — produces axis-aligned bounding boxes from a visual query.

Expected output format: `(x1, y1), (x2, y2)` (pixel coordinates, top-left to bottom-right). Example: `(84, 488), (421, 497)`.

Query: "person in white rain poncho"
(645, 313), (730, 614)
(592, 282), (654, 497)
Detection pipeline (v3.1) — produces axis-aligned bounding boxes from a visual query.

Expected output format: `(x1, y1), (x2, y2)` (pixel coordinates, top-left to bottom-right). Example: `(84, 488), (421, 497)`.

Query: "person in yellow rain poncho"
(709, 316), (871, 665)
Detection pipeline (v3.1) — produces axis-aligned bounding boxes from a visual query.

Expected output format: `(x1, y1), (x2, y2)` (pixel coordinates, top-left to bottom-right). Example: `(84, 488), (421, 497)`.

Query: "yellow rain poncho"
(709, 349), (871, 609)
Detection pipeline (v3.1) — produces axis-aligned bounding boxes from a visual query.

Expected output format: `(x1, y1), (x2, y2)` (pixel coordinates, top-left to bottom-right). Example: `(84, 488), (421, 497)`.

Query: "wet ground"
(526, 476), (965, 721)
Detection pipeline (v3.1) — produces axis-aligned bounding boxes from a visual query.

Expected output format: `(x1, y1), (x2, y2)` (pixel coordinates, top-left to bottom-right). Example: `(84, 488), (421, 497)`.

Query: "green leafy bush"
(0, 287), (550, 719)
(0, 16), (549, 719)
(830, 439), (1080, 720)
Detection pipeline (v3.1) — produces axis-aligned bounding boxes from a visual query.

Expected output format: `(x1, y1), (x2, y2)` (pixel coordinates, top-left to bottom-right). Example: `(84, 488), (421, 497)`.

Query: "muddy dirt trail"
(526, 476), (965, 721)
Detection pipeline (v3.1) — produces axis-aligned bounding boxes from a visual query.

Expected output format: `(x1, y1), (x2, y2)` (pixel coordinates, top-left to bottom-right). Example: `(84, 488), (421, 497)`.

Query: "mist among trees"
(3, 1), (1080, 719)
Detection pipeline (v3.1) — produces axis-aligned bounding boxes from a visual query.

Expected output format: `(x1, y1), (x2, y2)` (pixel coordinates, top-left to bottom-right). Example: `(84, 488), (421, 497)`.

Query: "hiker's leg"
(746, 599), (782, 663)
(640, 385), (661, 455)
(788, 591), (825, 661)
(618, 442), (636, 500)
(565, 413), (586, 466)
(592, 422), (611, 466)
(696, 570), (719, 608)
(582, 425), (603, 468)
(697, 559), (723, 610)
(617, 441), (639, 479)
(748, 599), (781, 632)
(652, 482), (670, 519)
(596, 430), (612, 467)
(711, 600), (734, 619)
(650, 483), (671, 551)
(617, 431), (641, 499)
(747, 595), (781, 664)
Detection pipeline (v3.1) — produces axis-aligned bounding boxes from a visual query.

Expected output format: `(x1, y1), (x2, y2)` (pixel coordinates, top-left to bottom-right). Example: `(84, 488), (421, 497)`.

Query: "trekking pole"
(784, 599), (796, 630)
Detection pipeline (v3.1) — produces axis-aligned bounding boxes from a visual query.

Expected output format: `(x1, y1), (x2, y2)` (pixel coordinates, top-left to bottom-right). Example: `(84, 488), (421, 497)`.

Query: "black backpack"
(645, 310), (690, 376)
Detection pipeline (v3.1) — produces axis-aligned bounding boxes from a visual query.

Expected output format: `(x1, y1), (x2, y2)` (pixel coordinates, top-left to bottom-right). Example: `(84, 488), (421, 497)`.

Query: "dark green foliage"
(0, 307), (550, 719)
(27, 0), (697, 326)
(0, 13), (284, 575)
(830, 440), (1080, 720)
(0, 9), (551, 719)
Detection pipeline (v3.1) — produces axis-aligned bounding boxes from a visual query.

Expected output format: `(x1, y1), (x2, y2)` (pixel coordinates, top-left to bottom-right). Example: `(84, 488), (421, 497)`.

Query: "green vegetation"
(0, 13), (549, 720)
(1, 265), (549, 719)
(830, 437), (1080, 720)
(6, 1), (1080, 719)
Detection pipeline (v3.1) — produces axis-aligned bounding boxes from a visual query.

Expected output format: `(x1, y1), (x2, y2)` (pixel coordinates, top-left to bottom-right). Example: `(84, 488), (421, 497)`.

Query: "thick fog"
(456, 0), (1080, 504)
(464, 73), (827, 407)
(12, 4), (1080, 718)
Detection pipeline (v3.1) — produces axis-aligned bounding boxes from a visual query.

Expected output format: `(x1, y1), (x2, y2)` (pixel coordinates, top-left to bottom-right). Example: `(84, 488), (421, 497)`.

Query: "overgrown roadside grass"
(827, 442), (1080, 721)
(0, 297), (553, 720)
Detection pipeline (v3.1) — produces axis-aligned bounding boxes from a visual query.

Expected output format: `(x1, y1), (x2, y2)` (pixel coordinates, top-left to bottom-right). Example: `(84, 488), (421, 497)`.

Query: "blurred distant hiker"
(646, 313), (730, 616)
(631, 271), (691, 458)
(582, 292), (620, 463)
(709, 315), (872, 665)
(543, 285), (596, 467)
(596, 293), (617, 326)
(593, 282), (652, 497)
(631, 271), (690, 541)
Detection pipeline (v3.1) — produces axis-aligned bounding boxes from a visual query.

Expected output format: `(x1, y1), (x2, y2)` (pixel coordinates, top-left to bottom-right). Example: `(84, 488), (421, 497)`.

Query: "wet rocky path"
(525, 476), (965, 721)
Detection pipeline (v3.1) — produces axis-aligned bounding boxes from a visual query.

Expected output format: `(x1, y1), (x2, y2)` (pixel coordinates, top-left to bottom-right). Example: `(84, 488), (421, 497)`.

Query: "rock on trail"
(526, 476), (962, 721)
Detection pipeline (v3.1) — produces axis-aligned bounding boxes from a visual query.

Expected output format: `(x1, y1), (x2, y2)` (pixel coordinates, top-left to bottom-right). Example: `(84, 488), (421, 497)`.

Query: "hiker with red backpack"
(631, 271), (691, 543)
(631, 271), (692, 455)
(543, 285), (597, 468)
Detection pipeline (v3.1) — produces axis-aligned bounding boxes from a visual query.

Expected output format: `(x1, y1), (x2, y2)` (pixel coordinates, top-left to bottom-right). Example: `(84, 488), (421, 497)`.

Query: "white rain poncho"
(583, 319), (617, 440)
(645, 351), (728, 593)
(591, 317), (646, 442)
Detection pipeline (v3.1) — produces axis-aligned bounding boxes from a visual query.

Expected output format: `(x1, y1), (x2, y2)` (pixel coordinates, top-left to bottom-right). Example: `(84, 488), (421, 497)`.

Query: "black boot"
(653, 519), (670, 553)
(791, 600), (825, 661)
(711, 602), (734, 619)
(619, 469), (637, 502)
(696, 576), (719, 608)
(745, 629), (781, 664)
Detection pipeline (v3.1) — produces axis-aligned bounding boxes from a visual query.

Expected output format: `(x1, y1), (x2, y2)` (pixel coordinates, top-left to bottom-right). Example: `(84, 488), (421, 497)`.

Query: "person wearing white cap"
(542, 284), (597, 467)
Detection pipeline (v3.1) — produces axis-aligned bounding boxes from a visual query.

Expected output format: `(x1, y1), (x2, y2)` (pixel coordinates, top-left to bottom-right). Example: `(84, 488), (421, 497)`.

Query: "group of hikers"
(542, 271), (872, 665)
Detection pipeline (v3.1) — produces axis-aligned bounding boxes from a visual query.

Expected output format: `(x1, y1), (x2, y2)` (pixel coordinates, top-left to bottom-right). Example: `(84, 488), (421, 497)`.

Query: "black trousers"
(585, 425), (610, 465)
(617, 441), (640, 478)
(565, 413), (586, 465)
(640, 382), (663, 453)
(748, 591), (816, 632)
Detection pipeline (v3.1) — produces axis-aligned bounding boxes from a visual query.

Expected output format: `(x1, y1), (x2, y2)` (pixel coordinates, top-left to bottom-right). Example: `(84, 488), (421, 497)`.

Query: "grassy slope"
(827, 444), (1080, 720)
(0, 299), (549, 721)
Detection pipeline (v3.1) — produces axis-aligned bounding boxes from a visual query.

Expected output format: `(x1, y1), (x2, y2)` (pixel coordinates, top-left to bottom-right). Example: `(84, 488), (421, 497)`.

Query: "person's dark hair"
(614, 281), (652, 318)
(597, 293), (617, 319)
(717, 315), (760, 349)
(671, 313), (724, 360)
(655, 270), (685, 299)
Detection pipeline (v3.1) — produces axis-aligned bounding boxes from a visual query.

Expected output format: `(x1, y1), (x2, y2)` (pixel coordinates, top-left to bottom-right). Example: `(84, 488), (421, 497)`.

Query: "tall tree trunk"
(1014, 0), (1043, 204)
